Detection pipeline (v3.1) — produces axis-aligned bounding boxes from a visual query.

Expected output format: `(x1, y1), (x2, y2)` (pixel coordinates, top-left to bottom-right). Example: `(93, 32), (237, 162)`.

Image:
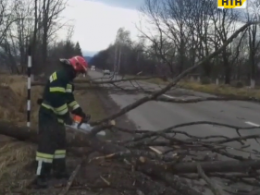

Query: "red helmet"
(68, 56), (88, 74)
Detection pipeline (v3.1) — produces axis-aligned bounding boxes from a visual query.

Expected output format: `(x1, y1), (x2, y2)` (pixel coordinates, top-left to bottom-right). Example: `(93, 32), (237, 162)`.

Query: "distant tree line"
(90, 28), (158, 76)
(91, 0), (260, 87)
(0, 0), (83, 75)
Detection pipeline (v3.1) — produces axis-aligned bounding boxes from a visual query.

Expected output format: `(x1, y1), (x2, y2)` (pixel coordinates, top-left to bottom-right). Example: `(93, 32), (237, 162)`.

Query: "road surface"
(89, 71), (260, 136)
(88, 70), (260, 194)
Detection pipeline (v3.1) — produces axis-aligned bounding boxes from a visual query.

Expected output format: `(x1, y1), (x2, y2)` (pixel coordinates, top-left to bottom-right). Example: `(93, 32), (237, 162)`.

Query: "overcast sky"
(92, 0), (143, 9)
(60, 0), (255, 56)
(60, 0), (145, 56)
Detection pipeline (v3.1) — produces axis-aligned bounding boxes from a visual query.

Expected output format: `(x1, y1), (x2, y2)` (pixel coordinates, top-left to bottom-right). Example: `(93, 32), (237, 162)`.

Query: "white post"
(27, 54), (32, 127)
(216, 78), (219, 85)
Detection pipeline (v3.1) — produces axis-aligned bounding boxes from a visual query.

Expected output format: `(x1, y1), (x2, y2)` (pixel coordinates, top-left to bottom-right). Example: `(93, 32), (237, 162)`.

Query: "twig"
(32, 76), (157, 86)
(196, 163), (223, 195)
(58, 160), (82, 195)
(156, 96), (260, 103)
(100, 175), (111, 185)
(149, 146), (162, 154)
(91, 153), (116, 160)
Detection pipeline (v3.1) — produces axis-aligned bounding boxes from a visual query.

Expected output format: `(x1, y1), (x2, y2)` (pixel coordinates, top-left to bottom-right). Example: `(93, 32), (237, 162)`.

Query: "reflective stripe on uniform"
(36, 160), (43, 175)
(42, 103), (68, 115)
(55, 104), (68, 115)
(36, 157), (53, 163)
(36, 152), (53, 163)
(49, 72), (66, 92)
(68, 100), (80, 110)
(49, 72), (58, 83)
(40, 103), (64, 123)
(54, 149), (66, 159)
(49, 87), (66, 93)
(57, 118), (64, 123)
(66, 84), (73, 93)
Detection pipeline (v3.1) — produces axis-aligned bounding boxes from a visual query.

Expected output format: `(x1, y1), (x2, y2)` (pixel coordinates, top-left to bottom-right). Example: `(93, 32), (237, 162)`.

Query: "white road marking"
(163, 94), (175, 99)
(245, 121), (260, 127)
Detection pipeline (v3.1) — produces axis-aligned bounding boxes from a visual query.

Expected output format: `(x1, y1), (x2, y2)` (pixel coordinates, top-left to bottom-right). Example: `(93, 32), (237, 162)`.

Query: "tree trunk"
(223, 52), (231, 84)
(1, 121), (260, 175)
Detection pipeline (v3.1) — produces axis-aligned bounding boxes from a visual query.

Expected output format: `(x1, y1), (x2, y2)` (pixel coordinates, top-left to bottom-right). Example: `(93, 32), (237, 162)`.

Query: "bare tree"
(11, 20), (260, 195)
(0, 0), (81, 75)
(113, 28), (132, 75)
(29, 0), (67, 74)
(139, 0), (217, 77)
(0, 0), (35, 74)
(245, 0), (260, 86)
(137, 0), (260, 85)
(0, 0), (23, 72)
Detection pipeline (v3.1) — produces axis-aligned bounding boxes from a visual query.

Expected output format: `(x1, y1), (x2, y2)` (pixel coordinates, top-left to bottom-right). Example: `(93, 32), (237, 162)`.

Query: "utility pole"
(117, 45), (121, 73)
(114, 44), (118, 72)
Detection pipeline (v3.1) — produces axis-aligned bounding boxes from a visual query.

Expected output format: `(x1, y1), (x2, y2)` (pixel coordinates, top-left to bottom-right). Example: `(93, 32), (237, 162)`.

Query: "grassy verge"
(74, 84), (107, 121)
(147, 77), (260, 98)
(74, 75), (107, 121)
(125, 75), (260, 98)
(0, 74), (107, 193)
(178, 81), (260, 98)
(0, 74), (39, 192)
(124, 75), (170, 85)
(146, 77), (170, 85)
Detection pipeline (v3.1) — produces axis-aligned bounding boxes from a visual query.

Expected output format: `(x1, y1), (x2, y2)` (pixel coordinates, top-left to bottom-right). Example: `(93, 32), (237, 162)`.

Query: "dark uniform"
(35, 66), (85, 186)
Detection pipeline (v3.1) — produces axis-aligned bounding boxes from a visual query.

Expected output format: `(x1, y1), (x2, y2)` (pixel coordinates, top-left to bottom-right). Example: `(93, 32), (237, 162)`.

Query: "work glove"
(77, 112), (91, 123)
(37, 98), (43, 105)
(72, 107), (91, 122)
(63, 113), (73, 125)
(83, 113), (91, 123)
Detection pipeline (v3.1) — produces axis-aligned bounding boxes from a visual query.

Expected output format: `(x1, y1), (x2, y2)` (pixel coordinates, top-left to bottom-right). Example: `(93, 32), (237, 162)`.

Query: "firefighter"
(34, 56), (90, 188)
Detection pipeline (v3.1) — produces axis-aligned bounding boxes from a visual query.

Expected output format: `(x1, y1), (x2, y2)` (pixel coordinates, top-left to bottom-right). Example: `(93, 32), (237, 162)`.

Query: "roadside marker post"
(27, 45), (32, 127)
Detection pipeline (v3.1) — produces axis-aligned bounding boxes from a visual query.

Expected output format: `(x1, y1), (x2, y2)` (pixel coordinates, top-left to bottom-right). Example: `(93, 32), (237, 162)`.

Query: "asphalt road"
(88, 70), (260, 193)
(89, 71), (260, 136)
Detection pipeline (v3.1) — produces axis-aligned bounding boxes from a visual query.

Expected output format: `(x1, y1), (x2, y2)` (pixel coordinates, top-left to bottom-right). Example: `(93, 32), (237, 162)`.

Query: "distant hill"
(84, 56), (92, 63)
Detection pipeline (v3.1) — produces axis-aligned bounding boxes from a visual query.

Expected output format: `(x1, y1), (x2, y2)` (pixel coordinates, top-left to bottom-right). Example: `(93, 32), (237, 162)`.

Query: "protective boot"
(32, 176), (48, 188)
(53, 158), (70, 179)
(33, 161), (52, 188)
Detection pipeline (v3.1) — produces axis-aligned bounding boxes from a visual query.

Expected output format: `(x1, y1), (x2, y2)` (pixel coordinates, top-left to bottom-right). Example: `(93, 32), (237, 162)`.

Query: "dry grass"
(0, 74), (107, 192)
(0, 139), (35, 193)
(0, 74), (42, 191)
(74, 89), (107, 121)
(0, 74), (42, 126)
(74, 75), (107, 121)
(146, 77), (169, 85)
(124, 75), (170, 85)
(131, 75), (260, 98)
(178, 81), (260, 98)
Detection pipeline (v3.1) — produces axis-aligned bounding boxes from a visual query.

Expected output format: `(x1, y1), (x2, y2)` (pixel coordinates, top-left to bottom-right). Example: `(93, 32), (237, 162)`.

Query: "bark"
(0, 120), (89, 147)
(31, 76), (157, 86)
(172, 159), (260, 174)
(1, 121), (260, 175)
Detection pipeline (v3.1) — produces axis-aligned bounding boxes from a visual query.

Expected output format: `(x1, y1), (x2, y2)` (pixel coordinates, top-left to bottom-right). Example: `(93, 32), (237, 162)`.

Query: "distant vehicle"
(110, 71), (118, 75)
(91, 65), (95, 71)
(103, 69), (110, 76)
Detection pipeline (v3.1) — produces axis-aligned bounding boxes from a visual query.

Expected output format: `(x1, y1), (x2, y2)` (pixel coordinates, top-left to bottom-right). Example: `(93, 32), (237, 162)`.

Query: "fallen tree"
(31, 76), (158, 86)
(1, 118), (260, 194)
(1, 21), (260, 195)
(1, 119), (260, 173)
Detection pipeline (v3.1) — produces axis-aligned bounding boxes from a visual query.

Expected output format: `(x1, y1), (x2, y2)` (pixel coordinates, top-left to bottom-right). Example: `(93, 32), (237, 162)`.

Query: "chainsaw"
(65, 114), (106, 136)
